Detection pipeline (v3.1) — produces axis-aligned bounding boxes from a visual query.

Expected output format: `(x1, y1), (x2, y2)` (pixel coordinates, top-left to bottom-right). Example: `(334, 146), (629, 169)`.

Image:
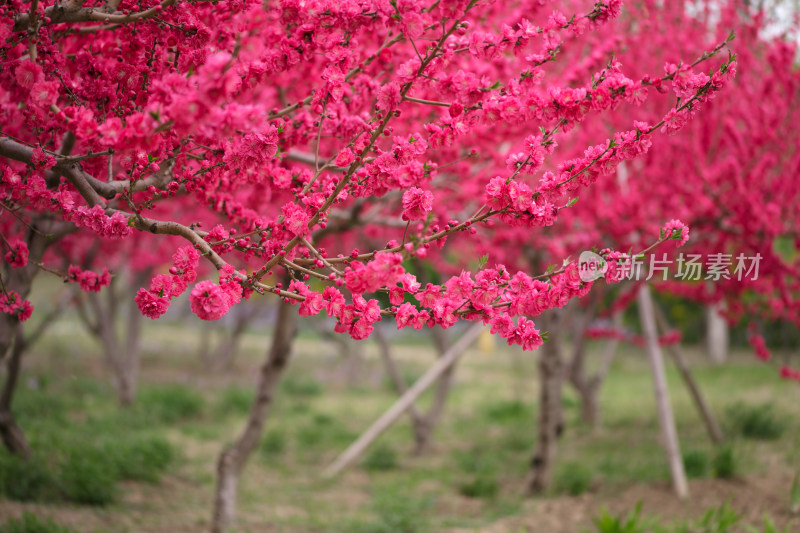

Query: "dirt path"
(461, 473), (800, 533)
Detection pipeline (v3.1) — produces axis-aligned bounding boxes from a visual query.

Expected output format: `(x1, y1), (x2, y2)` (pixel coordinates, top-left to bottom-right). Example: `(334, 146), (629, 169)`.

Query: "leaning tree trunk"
(638, 285), (689, 499)
(373, 324), (460, 455)
(655, 306), (723, 444)
(524, 311), (565, 495)
(211, 299), (296, 533)
(324, 323), (483, 478)
(373, 326), (428, 446)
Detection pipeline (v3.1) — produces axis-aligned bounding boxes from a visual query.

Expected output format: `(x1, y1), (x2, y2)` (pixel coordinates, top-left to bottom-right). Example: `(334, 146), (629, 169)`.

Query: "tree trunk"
(373, 326), (428, 446)
(705, 302), (728, 364)
(210, 300), (296, 533)
(324, 322), (483, 478)
(524, 311), (564, 495)
(0, 324), (32, 458)
(76, 269), (149, 407)
(210, 301), (262, 372)
(374, 324), (459, 455)
(0, 221), (66, 455)
(570, 311), (622, 429)
(413, 327), (455, 454)
(119, 281), (144, 406)
(655, 307), (723, 444)
(312, 318), (365, 386)
(638, 285), (689, 499)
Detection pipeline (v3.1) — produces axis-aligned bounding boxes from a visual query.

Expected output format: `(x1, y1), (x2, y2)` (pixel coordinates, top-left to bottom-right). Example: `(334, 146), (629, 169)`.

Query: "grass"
(0, 513), (76, 533)
(0, 380), (178, 507)
(2, 308), (800, 532)
(724, 402), (787, 441)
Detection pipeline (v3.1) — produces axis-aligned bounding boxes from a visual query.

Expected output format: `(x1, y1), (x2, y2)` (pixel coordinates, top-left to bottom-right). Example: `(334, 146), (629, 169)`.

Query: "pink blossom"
(749, 334), (771, 362)
(31, 148), (56, 170)
(395, 302), (417, 329)
(0, 291), (33, 322)
(172, 245), (200, 281)
(779, 366), (800, 382)
(377, 83), (402, 112)
(4, 240), (29, 268)
(190, 280), (232, 320)
(224, 126), (279, 174)
(510, 317), (543, 350)
(150, 274), (187, 298)
(299, 292), (323, 316)
(389, 286), (405, 305)
(135, 289), (171, 319)
(663, 219), (690, 246)
(349, 318), (373, 340)
(401, 187), (433, 221)
(15, 62), (42, 89)
(323, 287), (346, 317)
(68, 265), (112, 293)
(282, 203), (311, 236)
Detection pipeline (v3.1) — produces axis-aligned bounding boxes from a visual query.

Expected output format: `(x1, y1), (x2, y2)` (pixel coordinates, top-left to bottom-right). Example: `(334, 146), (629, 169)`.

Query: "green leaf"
(773, 235), (796, 263)
(791, 473), (800, 514)
(478, 254), (489, 269)
(566, 197), (578, 207)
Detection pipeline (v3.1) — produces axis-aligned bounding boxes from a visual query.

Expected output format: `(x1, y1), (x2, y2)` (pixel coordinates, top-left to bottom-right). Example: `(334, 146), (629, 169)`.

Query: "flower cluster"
(189, 264), (244, 321)
(662, 219), (690, 246)
(67, 265), (112, 293)
(3, 239), (28, 268)
(135, 246), (200, 319)
(66, 206), (132, 239)
(0, 0), (752, 359)
(0, 290), (33, 322)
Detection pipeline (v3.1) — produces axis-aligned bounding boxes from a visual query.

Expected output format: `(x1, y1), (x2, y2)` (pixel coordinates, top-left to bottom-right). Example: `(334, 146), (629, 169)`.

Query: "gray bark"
(0, 324), (31, 458)
(373, 326), (427, 444)
(76, 270), (149, 406)
(568, 310), (622, 429)
(706, 303), (729, 364)
(200, 301), (263, 372)
(655, 306), (723, 444)
(638, 285), (689, 499)
(524, 311), (565, 495)
(210, 299), (296, 533)
(0, 218), (69, 455)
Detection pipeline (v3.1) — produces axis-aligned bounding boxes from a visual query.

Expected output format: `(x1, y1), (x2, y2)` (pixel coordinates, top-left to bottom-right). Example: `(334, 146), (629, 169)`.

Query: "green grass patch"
(554, 461), (594, 496)
(137, 384), (205, 424)
(0, 513), (76, 533)
(725, 402), (787, 441)
(362, 444), (399, 472)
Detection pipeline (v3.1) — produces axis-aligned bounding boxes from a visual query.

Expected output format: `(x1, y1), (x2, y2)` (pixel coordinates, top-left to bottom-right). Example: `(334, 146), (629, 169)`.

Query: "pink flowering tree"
(550, 2), (800, 385)
(0, 0), (741, 530)
(457, 1), (800, 492)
